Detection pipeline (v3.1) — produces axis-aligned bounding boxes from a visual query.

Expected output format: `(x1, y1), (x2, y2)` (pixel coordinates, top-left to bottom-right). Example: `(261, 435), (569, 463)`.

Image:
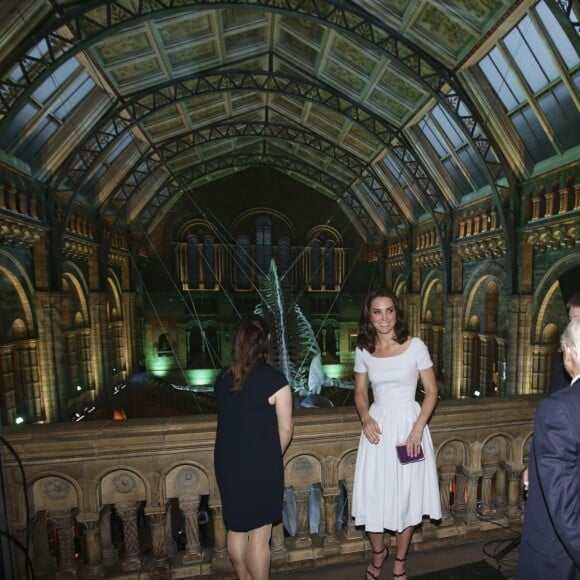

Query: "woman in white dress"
(352, 288), (441, 580)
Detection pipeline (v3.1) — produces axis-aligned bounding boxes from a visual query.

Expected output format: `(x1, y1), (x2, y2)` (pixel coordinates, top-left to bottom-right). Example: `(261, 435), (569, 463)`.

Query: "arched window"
(307, 227), (342, 292)
(203, 237), (216, 290)
(236, 235), (252, 290)
(187, 236), (200, 289)
(256, 217), (272, 273)
(277, 236), (291, 277)
(310, 239), (321, 290)
(324, 240), (335, 290)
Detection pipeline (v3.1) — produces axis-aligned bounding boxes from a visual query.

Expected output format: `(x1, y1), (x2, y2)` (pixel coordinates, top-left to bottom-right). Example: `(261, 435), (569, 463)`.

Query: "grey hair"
(561, 317), (580, 354)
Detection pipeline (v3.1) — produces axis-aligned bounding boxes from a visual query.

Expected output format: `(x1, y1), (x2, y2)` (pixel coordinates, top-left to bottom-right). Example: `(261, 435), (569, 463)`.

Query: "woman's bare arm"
(270, 385), (293, 453)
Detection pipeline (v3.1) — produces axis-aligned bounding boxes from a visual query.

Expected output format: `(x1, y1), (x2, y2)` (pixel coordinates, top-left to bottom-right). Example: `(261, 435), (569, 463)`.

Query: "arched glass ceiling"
(0, 0), (577, 242)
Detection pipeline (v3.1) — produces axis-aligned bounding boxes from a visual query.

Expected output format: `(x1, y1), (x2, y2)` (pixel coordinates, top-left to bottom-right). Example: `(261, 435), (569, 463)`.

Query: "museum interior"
(0, 0), (578, 578)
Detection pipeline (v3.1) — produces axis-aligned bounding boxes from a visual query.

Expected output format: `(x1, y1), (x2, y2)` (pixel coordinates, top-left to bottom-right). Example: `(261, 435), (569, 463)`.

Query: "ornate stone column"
(478, 334), (492, 395)
(322, 492), (340, 551)
(209, 503), (229, 569)
(479, 465), (497, 516)
(100, 506), (119, 566)
(0, 344), (17, 425)
(270, 522), (287, 562)
(31, 511), (56, 575)
(496, 338), (508, 395)
(432, 326), (444, 379)
(165, 503), (176, 560)
(49, 509), (77, 575)
(178, 496), (202, 563)
(80, 330), (94, 392)
(114, 502), (142, 571)
(342, 478), (361, 540)
(494, 462), (508, 514)
(558, 185), (569, 213)
(121, 291), (137, 373)
(64, 331), (79, 391)
(77, 515), (104, 577)
(446, 294), (464, 399)
(452, 470), (466, 518)
(438, 471), (454, 525)
(464, 470), (483, 526)
(507, 296), (533, 395)
(145, 507), (169, 573)
(37, 293), (67, 422)
(533, 346), (552, 394)
(292, 486), (312, 548)
(89, 292), (110, 406)
(20, 339), (43, 421)
(461, 332), (476, 397)
(506, 466), (524, 520)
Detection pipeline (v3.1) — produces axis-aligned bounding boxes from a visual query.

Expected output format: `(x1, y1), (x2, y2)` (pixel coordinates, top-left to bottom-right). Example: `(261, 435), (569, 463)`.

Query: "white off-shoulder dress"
(352, 337), (442, 532)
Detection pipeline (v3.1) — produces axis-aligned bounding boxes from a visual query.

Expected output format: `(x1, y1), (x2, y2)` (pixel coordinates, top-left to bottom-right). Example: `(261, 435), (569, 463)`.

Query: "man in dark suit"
(517, 317), (580, 579)
(550, 291), (580, 393)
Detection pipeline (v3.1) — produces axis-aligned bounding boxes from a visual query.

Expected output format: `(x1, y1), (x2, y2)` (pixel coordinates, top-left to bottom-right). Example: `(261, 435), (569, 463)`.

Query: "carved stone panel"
(32, 476), (78, 512)
(101, 470), (146, 504)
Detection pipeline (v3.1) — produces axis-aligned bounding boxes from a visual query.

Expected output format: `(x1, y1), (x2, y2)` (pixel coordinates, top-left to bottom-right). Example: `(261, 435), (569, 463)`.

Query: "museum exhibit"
(0, 0), (578, 577)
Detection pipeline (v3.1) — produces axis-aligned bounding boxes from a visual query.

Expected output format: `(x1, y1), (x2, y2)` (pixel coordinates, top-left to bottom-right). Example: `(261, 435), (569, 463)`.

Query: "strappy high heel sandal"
(365, 545), (388, 579)
(393, 555), (407, 579)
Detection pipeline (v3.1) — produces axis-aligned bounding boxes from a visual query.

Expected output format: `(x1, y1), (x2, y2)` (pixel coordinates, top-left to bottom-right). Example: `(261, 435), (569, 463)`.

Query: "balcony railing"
(0, 396), (539, 578)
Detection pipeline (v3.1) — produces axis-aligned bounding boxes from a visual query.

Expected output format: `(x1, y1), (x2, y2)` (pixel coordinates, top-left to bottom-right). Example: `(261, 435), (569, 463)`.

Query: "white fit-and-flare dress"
(352, 337), (442, 533)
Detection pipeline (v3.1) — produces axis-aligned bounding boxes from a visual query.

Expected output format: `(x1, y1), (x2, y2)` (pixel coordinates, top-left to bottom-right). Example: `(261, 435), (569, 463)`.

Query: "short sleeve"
(261, 365), (289, 397)
(415, 338), (433, 371)
(354, 347), (367, 373)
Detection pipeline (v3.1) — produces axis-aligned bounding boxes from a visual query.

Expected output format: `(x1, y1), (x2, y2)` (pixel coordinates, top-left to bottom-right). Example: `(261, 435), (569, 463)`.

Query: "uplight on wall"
(15, 417), (24, 424)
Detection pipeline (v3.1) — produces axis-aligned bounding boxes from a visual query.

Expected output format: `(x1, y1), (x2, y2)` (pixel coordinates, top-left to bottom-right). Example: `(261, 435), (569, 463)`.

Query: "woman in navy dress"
(214, 314), (293, 580)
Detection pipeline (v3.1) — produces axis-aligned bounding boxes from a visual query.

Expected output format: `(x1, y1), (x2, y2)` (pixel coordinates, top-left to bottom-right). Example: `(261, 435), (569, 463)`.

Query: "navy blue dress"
(214, 362), (288, 531)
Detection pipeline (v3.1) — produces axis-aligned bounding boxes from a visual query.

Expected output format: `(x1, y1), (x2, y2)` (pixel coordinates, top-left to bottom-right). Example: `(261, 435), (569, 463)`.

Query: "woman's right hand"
(362, 416), (382, 444)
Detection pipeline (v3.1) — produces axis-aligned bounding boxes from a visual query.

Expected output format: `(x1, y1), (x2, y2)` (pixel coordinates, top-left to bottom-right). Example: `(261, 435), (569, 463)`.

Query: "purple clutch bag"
(396, 444), (424, 464)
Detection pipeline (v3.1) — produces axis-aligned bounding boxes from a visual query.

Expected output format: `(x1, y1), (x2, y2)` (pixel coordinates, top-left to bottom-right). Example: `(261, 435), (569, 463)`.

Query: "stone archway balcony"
(0, 396), (539, 578)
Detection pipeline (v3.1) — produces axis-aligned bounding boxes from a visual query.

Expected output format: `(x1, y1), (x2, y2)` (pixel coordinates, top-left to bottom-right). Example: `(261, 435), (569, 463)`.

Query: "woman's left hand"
(405, 425), (424, 457)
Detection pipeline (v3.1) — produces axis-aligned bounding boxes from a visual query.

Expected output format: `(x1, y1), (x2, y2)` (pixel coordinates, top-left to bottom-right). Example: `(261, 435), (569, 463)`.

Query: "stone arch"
(0, 249), (35, 339)
(284, 453), (323, 488)
(106, 270), (123, 322)
(164, 462), (212, 499)
(392, 274), (406, 295)
(436, 438), (469, 470)
(481, 432), (515, 464)
(534, 279), (563, 344)
(29, 473), (82, 514)
(463, 271), (506, 330)
(99, 466), (150, 506)
(533, 252), (580, 318)
(62, 263), (90, 326)
(337, 448), (359, 482)
(421, 274), (444, 323)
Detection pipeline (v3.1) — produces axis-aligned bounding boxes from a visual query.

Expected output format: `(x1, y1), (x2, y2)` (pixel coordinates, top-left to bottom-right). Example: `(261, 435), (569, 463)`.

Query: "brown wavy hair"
(356, 287), (409, 353)
(229, 314), (271, 393)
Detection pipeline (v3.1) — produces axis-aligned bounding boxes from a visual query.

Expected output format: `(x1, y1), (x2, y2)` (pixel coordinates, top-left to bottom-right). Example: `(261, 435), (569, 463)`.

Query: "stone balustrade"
(0, 396), (540, 579)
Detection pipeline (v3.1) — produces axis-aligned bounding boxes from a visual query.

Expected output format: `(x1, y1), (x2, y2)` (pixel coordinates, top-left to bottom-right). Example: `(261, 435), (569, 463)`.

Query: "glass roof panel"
(536, 1), (579, 68)
(15, 117), (59, 162)
(32, 59), (81, 102)
(52, 73), (94, 118)
(418, 104), (486, 196)
(511, 107), (554, 162)
(478, 49), (524, 109)
(477, 1), (579, 163)
(538, 82), (580, 150)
